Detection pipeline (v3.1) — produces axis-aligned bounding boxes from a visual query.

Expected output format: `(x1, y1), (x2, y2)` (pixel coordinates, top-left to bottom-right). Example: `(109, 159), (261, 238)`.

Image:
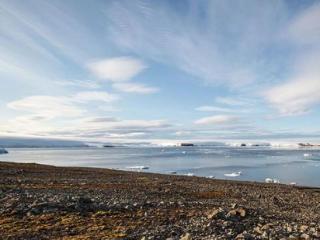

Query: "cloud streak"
(264, 2), (320, 116)
(194, 115), (239, 125)
(104, 0), (288, 87)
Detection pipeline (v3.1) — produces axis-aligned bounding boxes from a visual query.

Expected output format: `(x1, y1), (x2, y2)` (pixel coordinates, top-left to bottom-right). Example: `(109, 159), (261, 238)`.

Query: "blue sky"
(1, 0), (320, 143)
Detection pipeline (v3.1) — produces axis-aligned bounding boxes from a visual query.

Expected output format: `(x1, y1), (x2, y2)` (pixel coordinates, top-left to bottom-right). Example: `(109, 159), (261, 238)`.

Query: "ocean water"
(1, 145), (320, 187)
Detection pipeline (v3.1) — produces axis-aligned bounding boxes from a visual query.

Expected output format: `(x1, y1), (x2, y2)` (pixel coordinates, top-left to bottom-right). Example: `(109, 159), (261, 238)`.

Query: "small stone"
(238, 208), (246, 217)
(300, 233), (310, 239)
(227, 209), (237, 217)
(235, 233), (244, 239)
(254, 226), (263, 235)
(300, 225), (308, 232)
(309, 227), (316, 233)
(227, 208), (246, 218)
(231, 203), (237, 209)
(262, 231), (268, 238)
(206, 209), (220, 219)
(262, 223), (272, 231)
(180, 233), (191, 240)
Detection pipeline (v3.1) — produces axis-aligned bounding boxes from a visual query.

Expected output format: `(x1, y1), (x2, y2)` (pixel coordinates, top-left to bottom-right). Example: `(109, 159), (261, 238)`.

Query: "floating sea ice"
(265, 178), (280, 183)
(224, 171), (242, 177)
(182, 151), (186, 154)
(126, 166), (149, 170)
(185, 173), (194, 176)
(304, 153), (312, 157)
(273, 179), (280, 184)
(207, 175), (215, 179)
(289, 182), (297, 186)
(265, 178), (273, 183)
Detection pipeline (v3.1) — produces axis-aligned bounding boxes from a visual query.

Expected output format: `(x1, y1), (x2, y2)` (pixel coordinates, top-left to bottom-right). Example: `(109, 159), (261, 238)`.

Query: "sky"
(1, 0), (320, 143)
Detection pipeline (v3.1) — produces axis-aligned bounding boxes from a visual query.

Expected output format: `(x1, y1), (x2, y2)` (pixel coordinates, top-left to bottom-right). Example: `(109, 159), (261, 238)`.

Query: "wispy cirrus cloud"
(112, 82), (158, 94)
(73, 91), (119, 103)
(195, 106), (235, 113)
(104, 0), (288, 87)
(264, 2), (320, 116)
(7, 96), (84, 119)
(194, 115), (239, 125)
(7, 91), (119, 120)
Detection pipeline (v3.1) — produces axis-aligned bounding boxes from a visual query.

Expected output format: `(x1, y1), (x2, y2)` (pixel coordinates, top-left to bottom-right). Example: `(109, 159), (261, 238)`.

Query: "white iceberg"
(224, 171), (242, 177)
(265, 178), (280, 184)
(185, 173), (194, 177)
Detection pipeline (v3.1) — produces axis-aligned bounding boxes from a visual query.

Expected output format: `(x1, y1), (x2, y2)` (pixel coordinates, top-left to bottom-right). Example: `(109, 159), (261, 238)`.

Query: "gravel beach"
(1, 161), (320, 240)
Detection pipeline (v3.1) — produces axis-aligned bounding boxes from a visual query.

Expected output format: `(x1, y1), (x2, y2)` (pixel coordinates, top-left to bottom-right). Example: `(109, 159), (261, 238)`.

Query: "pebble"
(180, 233), (192, 240)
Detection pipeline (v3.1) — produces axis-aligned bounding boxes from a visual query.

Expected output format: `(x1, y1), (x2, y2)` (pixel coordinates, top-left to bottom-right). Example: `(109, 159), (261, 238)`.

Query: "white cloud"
(85, 117), (119, 123)
(73, 91), (119, 103)
(194, 115), (238, 125)
(88, 57), (146, 82)
(264, 76), (320, 116)
(265, 3), (320, 116)
(195, 106), (234, 112)
(54, 80), (101, 89)
(215, 97), (248, 106)
(7, 96), (84, 119)
(174, 131), (191, 136)
(104, 1), (287, 87)
(287, 3), (320, 45)
(112, 82), (158, 94)
(108, 132), (146, 138)
(7, 91), (119, 123)
(87, 56), (158, 94)
(106, 119), (171, 130)
(98, 105), (120, 112)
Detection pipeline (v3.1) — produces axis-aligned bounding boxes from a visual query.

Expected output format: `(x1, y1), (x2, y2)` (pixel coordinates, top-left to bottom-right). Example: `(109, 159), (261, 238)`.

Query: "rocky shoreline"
(1, 162), (320, 239)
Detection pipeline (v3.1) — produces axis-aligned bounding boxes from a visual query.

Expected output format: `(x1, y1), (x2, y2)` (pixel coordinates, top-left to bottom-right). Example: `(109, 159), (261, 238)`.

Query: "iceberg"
(265, 178), (280, 184)
(185, 173), (194, 177)
(0, 148), (8, 154)
(224, 171), (242, 177)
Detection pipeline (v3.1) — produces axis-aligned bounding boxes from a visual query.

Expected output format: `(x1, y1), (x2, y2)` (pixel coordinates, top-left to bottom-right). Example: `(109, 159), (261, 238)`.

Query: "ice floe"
(224, 171), (242, 177)
(185, 173), (194, 177)
(265, 178), (280, 184)
(126, 166), (149, 170)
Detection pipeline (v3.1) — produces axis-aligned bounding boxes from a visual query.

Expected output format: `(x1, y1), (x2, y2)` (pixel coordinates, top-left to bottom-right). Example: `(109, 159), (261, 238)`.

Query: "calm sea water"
(1, 145), (320, 187)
